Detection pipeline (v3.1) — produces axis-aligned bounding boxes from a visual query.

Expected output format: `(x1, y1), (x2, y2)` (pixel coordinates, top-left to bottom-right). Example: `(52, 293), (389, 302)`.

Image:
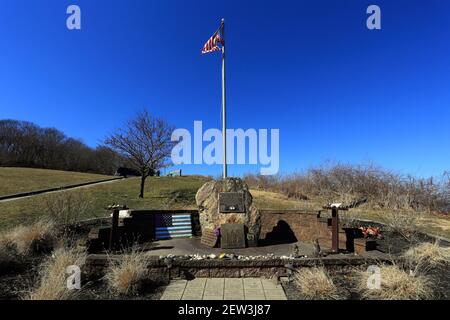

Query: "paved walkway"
(0, 177), (129, 203)
(160, 278), (287, 300)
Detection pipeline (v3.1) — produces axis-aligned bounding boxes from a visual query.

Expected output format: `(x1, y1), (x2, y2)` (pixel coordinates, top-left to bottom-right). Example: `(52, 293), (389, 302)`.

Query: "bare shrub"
(27, 247), (86, 300)
(294, 267), (341, 300)
(404, 241), (450, 275)
(1, 219), (56, 255)
(43, 192), (93, 226)
(159, 189), (195, 209)
(356, 264), (433, 300)
(105, 250), (150, 295)
(245, 164), (449, 213)
(382, 210), (422, 241)
(339, 210), (362, 228)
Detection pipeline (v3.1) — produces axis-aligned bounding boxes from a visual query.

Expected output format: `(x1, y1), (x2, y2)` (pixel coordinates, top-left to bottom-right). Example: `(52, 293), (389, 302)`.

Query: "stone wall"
(85, 254), (385, 281)
(259, 210), (346, 249)
(260, 211), (330, 240)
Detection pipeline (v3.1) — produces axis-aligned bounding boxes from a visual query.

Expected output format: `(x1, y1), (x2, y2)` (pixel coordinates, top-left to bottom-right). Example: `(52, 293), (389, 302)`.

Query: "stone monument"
(195, 177), (261, 245)
(220, 223), (246, 249)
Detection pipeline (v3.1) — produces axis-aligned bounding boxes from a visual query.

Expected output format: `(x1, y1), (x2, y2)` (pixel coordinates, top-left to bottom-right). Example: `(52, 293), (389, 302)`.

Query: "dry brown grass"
(356, 264), (433, 300)
(404, 242), (450, 274)
(105, 250), (150, 295)
(0, 219), (56, 255)
(27, 247), (86, 300)
(250, 189), (317, 210)
(294, 267), (341, 300)
(245, 164), (450, 214)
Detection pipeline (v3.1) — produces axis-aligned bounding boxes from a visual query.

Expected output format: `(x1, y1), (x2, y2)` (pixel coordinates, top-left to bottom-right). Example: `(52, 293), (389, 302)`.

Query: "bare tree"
(104, 110), (174, 198)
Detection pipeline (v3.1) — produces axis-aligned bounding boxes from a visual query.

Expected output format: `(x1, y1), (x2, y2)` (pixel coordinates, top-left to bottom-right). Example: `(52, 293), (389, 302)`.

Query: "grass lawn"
(0, 167), (113, 196)
(0, 175), (210, 230)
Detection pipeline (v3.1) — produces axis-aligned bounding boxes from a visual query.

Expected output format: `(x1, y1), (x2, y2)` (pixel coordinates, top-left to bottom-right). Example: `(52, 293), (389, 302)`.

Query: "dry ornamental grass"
(294, 267), (341, 300)
(27, 247), (87, 300)
(105, 250), (150, 296)
(403, 241), (450, 275)
(0, 219), (56, 255)
(356, 264), (433, 300)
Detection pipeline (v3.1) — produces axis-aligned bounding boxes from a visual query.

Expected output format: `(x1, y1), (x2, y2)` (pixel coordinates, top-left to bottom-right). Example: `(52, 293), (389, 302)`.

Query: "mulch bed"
(77, 279), (165, 300)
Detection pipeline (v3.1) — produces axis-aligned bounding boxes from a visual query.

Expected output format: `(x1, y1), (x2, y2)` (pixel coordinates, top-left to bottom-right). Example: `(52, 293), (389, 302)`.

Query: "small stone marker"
(201, 228), (218, 247)
(218, 192), (245, 213)
(220, 223), (246, 249)
(246, 233), (258, 247)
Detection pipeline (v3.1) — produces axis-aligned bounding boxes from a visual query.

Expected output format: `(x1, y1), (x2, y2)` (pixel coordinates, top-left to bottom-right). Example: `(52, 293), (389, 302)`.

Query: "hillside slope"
(0, 175), (209, 230)
(0, 167), (111, 195)
(0, 167), (113, 196)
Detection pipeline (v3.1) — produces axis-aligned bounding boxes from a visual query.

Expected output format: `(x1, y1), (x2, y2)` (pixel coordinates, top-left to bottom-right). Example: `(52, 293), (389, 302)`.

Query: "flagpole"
(222, 19), (227, 179)
(221, 18), (227, 179)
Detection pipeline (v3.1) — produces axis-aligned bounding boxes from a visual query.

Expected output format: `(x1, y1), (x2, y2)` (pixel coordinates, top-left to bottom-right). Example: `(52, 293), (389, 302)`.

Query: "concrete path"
(0, 177), (131, 203)
(160, 278), (287, 300)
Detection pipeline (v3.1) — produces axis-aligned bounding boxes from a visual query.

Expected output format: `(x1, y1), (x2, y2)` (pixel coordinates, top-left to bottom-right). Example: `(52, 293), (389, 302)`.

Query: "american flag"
(201, 25), (224, 54)
(155, 213), (193, 240)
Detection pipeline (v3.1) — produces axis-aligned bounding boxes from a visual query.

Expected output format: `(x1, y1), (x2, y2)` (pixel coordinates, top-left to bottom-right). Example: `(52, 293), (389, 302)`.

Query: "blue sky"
(0, 0), (449, 178)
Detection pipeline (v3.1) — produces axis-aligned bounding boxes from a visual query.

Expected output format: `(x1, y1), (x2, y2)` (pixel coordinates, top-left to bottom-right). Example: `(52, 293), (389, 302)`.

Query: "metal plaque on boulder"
(218, 192), (245, 213)
(220, 223), (246, 249)
(201, 228), (218, 247)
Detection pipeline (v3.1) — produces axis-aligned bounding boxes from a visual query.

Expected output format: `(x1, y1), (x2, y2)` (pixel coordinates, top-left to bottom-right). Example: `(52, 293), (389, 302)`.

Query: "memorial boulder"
(195, 178), (261, 244)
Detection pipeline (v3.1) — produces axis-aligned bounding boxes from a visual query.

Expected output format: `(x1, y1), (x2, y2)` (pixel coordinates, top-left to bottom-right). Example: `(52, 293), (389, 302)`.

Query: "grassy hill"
(0, 175), (210, 230)
(0, 167), (113, 196)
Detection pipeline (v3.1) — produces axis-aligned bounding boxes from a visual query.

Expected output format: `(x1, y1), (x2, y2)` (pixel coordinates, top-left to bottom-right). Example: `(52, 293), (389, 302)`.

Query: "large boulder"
(195, 178), (261, 239)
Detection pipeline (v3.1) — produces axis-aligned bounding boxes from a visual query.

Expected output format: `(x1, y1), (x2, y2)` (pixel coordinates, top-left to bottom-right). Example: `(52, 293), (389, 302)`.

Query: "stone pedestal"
(195, 178), (261, 242)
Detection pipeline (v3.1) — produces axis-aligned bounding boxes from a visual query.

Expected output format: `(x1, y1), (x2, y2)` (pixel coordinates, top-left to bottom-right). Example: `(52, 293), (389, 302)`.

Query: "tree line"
(1, 112), (176, 198)
(0, 119), (122, 175)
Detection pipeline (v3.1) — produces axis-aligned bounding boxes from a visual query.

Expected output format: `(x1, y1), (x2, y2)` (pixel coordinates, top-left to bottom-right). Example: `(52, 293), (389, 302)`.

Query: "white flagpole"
(221, 18), (227, 179)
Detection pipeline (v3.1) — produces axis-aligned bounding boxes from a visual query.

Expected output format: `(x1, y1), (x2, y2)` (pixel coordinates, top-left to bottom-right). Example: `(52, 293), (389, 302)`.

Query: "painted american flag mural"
(155, 213), (193, 239)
